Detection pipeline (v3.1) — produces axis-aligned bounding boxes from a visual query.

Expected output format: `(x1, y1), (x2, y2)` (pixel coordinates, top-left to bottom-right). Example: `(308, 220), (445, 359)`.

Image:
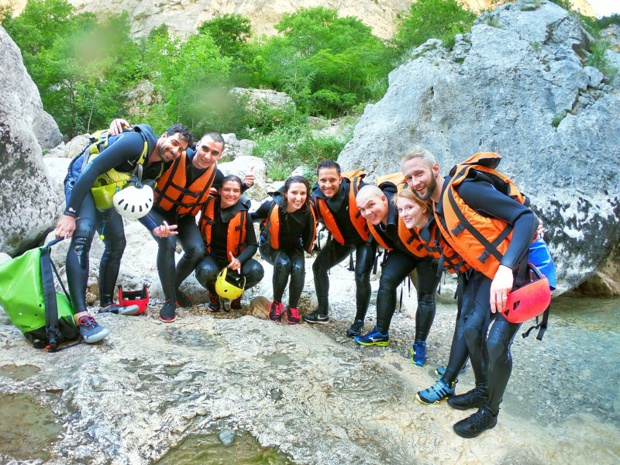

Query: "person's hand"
(536, 218), (544, 239)
(109, 118), (131, 136)
(153, 221), (178, 238)
(243, 165), (255, 188)
(55, 214), (76, 238)
(227, 252), (241, 271)
(490, 265), (514, 314)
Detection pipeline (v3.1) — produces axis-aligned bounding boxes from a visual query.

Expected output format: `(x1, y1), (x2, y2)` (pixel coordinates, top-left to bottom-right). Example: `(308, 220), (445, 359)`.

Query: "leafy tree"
(254, 7), (391, 116)
(392, 0), (476, 53)
(142, 29), (231, 132)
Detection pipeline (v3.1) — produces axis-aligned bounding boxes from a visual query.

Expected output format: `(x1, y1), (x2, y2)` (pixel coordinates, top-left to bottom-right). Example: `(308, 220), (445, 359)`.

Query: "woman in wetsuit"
(252, 175), (316, 325)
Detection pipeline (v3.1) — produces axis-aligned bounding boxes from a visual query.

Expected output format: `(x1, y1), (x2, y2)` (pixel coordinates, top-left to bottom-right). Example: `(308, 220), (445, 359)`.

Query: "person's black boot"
(453, 407), (498, 438)
(448, 383), (488, 410)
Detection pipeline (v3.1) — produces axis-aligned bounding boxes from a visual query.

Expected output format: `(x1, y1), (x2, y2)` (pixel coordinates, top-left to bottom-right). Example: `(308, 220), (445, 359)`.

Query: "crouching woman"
(195, 175), (264, 311)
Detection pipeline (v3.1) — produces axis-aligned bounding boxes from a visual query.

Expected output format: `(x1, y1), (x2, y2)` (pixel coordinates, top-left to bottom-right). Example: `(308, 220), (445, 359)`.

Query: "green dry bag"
(0, 238), (80, 351)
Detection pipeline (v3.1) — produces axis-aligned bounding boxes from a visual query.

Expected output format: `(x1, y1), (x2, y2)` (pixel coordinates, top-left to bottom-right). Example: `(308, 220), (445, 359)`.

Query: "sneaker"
(448, 384), (488, 411)
(269, 301), (284, 322)
(354, 326), (389, 347)
(287, 307), (300, 325)
(303, 310), (329, 324)
(175, 290), (193, 308)
(230, 297), (242, 310)
(159, 300), (177, 323)
(208, 293), (221, 312)
(416, 378), (456, 404)
(453, 407), (498, 438)
(435, 363), (469, 378)
(346, 319), (364, 337)
(77, 315), (110, 344)
(98, 303), (140, 316)
(410, 341), (427, 366)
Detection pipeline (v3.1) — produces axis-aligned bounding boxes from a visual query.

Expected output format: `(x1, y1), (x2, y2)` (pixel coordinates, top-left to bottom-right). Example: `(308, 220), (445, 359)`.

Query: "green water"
(551, 294), (620, 331)
(156, 430), (293, 465)
(0, 393), (62, 461)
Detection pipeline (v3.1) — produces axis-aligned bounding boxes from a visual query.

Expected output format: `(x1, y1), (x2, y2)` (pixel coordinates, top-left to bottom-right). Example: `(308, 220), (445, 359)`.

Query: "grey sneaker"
(303, 310), (329, 324)
(77, 315), (110, 343)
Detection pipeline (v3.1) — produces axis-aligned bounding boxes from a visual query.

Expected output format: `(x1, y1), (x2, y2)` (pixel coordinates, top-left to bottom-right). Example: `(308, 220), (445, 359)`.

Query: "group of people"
(55, 120), (555, 439)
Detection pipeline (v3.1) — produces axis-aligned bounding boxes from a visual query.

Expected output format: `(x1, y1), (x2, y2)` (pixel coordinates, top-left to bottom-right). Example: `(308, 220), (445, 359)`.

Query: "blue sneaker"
(354, 326), (389, 347)
(410, 341), (427, 366)
(416, 378), (456, 404)
(435, 363), (469, 378)
(77, 315), (110, 344)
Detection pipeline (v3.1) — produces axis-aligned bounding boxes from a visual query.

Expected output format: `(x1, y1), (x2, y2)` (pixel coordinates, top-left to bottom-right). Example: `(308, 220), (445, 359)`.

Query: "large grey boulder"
(337, 0), (620, 294)
(0, 27), (64, 255)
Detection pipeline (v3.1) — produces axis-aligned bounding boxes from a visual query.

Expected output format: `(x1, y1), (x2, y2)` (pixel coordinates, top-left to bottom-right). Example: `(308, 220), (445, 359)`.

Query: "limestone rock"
(0, 27), (64, 255)
(217, 156), (267, 202)
(229, 87), (295, 113)
(222, 133), (256, 160)
(337, 0), (620, 294)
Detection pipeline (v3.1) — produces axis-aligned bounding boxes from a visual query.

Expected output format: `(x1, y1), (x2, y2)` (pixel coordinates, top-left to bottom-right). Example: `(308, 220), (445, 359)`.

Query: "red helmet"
(503, 265), (551, 324)
(117, 284), (150, 315)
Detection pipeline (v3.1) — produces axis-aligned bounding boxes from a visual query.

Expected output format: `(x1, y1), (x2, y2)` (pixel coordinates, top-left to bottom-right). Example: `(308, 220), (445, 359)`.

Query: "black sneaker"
(346, 319), (364, 337)
(159, 300), (177, 323)
(175, 290), (193, 308)
(230, 297), (242, 310)
(208, 293), (221, 312)
(303, 310), (329, 324)
(448, 384), (488, 411)
(453, 407), (498, 438)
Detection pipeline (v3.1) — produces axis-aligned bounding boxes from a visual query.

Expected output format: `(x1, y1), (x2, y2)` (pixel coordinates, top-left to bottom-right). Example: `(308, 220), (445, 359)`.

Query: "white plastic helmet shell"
(113, 185), (154, 220)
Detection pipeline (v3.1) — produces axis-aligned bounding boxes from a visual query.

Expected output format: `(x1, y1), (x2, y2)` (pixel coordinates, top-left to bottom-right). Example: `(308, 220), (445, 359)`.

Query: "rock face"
(337, 0), (620, 294)
(0, 27), (64, 256)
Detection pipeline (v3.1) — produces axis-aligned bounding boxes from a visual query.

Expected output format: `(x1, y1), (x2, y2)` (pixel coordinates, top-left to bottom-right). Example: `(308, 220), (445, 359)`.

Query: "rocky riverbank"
(0, 260), (618, 465)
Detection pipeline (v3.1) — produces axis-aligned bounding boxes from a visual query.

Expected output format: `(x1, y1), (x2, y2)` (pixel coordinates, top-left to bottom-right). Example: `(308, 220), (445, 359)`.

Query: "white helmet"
(113, 184), (154, 220)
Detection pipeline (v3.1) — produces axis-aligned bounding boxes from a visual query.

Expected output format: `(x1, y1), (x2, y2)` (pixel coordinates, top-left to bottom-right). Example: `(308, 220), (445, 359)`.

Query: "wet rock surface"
(0, 261), (618, 465)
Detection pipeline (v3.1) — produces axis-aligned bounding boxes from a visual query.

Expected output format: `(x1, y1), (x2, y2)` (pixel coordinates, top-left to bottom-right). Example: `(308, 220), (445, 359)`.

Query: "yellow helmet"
(215, 268), (246, 300)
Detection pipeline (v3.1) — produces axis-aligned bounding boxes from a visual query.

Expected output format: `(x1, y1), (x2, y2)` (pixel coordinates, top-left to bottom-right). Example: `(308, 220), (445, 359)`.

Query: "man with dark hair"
(303, 160), (376, 337)
(108, 120), (254, 322)
(55, 122), (193, 342)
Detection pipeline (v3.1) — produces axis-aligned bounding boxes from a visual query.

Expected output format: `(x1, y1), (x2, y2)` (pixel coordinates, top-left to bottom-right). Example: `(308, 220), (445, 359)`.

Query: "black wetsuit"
(63, 126), (160, 313)
(371, 184), (439, 338)
(138, 148), (250, 302)
(194, 197), (264, 293)
(311, 180), (376, 321)
(252, 193), (315, 309)
(436, 175), (538, 416)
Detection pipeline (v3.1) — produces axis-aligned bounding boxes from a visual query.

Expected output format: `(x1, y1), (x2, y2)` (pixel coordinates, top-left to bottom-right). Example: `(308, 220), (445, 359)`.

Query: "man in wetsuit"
(109, 120), (254, 323)
(55, 123), (193, 342)
(303, 161), (376, 337)
(402, 147), (538, 438)
(354, 184), (439, 353)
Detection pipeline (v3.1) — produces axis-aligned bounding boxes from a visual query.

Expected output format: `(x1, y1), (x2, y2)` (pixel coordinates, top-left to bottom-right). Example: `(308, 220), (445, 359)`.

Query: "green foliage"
(251, 7), (392, 116)
(141, 29), (231, 133)
(392, 0), (476, 53)
(2, 0), (142, 136)
(586, 41), (618, 81)
(253, 124), (350, 181)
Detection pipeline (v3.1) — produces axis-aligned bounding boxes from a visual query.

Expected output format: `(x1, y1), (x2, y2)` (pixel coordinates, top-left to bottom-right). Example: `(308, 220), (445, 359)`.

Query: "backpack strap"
(40, 241), (62, 351)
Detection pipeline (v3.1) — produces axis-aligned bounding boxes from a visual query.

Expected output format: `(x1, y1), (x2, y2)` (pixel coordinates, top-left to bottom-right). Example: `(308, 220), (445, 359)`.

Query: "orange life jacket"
(413, 221), (470, 274)
(153, 154), (217, 216)
(199, 196), (248, 258)
(315, 175), (369, 245)
(367, 216), (429, 258)
(263, 202), (317, 253)
(435, 152), (528, 279)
